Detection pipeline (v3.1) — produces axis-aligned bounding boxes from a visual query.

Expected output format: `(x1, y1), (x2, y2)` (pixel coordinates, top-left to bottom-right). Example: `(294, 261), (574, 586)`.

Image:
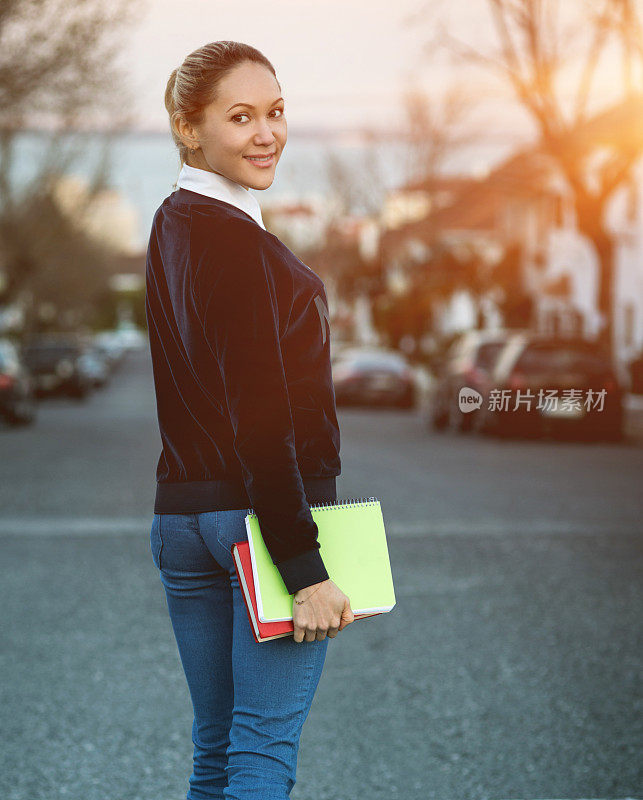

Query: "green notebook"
(244, 497), (396, 623)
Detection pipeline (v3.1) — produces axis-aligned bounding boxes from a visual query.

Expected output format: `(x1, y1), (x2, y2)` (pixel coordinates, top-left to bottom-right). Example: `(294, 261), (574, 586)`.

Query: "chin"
(244, 171), (276, 190)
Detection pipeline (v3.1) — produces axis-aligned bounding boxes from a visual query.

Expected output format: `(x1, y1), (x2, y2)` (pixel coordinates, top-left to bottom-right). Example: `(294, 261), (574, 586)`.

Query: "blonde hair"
(165, 41), (279, 174)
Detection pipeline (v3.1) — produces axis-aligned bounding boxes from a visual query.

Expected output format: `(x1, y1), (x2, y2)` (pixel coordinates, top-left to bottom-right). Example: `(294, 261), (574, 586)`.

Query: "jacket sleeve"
(190, 211), (329, 595)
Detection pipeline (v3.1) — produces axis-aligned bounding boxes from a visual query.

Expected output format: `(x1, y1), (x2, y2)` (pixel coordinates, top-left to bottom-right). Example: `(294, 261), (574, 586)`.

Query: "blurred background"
(1, 2), (642, 799)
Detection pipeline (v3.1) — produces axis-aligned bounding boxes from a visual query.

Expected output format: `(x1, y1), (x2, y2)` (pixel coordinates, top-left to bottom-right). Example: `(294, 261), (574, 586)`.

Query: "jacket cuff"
(275, 547), (330, 595)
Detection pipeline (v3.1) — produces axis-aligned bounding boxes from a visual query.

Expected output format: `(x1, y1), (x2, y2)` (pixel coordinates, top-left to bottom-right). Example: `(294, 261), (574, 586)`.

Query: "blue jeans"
(150, 509), (329, 800)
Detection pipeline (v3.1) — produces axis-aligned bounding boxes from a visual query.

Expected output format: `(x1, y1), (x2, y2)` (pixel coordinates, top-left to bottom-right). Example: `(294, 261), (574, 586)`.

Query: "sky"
(112, 0), (637, 150)
(120, 0), (532, 137)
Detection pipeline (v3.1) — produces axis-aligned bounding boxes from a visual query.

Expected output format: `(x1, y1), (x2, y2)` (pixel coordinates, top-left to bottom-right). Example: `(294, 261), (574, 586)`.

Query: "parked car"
(0, 338), (38, 425)
(21, 335), (94, 399)
(330, 338), (356, 365)
(473, 334), (624, 441)
(78, 344), (110, 388)
(332, 347), (417, 408)
(111, 322), (147, 351)
(428, 329), (527, 432)
(93, 331), (126, 372)
(629, 350), (643, 394)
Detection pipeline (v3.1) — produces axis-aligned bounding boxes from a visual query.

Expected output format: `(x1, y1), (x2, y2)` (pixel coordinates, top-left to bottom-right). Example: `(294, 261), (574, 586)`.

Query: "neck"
(183, 159), (250, 191)
(185, 153), (207, 171)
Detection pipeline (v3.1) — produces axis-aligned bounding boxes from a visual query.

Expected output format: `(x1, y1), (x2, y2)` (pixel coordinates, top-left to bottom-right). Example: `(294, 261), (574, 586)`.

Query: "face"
(177, 60), (286, 191)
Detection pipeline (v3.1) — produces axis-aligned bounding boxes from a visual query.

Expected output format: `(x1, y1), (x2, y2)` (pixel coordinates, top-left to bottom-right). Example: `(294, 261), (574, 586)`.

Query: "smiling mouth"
(244, 153), (276, 164)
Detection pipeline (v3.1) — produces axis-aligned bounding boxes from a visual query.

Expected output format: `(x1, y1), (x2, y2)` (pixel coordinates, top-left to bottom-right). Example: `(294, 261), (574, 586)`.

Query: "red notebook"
(231, 541), (381, 643)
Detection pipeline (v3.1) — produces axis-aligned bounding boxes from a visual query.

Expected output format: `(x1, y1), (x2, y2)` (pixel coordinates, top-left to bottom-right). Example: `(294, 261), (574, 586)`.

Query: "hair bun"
(164, 67), (179, 113)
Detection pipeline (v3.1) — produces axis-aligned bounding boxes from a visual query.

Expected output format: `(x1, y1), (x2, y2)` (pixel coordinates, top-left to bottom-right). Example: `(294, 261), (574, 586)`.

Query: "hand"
(292, 579), (354, 643)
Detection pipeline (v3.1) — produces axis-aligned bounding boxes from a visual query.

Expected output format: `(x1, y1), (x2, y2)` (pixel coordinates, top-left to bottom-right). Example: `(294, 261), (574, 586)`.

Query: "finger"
(305, 627), (317, 643)
(315, 628), (328, 641)
(327, 627), (339, 638)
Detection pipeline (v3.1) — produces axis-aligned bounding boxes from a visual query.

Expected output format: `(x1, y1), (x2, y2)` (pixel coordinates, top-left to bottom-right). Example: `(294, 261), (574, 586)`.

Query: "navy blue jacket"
(145, 188), (341, 594)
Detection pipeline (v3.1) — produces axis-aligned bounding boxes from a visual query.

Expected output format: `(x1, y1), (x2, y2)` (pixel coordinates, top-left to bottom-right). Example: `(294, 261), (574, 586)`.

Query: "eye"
(231, 107), (285, 124)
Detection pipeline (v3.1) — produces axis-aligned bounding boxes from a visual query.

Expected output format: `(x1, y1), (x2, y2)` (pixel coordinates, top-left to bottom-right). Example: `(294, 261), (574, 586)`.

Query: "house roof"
(382, 150), (556, 249)
(381, 94), (643, 250)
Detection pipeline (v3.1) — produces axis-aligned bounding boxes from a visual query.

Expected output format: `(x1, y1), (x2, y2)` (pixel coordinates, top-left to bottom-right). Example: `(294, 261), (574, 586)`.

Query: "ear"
(174, 113), (199, 150)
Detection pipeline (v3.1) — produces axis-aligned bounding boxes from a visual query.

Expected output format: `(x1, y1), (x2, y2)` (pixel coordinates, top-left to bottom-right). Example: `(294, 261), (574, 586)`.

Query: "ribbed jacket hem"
(274, 547), (330, 595)
(154, 475), (337, 514)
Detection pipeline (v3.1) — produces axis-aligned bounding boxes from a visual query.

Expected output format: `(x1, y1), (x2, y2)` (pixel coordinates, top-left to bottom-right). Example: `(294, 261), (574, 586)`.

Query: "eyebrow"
(227, 97), (284, 112)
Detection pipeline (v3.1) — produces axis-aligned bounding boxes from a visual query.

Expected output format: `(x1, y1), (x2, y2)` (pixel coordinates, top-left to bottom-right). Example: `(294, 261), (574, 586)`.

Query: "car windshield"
(516, 343), (610, 374)
(339, 353), (406, 372)
(0, 344), (14, 370)
(475, 342), (506, 371)
(23, 344), (80, 364)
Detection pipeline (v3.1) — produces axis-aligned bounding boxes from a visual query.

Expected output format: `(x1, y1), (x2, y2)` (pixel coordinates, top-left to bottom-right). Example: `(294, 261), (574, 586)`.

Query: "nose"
(253, 117), (277, 145)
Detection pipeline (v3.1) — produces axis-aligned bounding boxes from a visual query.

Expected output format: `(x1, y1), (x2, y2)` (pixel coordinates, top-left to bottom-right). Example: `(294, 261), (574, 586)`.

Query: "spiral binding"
(246, 496), (379, 517)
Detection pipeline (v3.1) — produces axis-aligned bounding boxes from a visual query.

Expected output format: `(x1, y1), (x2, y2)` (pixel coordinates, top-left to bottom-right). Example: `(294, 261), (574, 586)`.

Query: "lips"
(244, 152), (276, 168)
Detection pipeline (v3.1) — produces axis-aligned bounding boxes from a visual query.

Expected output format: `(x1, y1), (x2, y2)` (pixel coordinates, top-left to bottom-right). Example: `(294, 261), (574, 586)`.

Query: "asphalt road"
(1, 348), (641, 800)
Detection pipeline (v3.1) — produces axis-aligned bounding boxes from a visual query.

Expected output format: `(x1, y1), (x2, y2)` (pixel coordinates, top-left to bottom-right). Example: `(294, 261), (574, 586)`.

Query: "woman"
(145, 41), (354, 800)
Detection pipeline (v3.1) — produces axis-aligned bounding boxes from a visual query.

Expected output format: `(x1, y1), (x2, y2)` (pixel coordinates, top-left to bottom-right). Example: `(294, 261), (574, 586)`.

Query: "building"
(377, 97), (643, 372)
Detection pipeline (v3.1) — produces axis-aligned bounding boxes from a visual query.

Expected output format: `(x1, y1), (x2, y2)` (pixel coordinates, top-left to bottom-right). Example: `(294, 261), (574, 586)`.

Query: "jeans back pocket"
(214, 508), (249, 558)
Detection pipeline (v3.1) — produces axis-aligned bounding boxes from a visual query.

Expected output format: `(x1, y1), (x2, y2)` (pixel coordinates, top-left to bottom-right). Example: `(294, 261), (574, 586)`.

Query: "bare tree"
(320, 130), (397, 219)
(437, 0), (643, 356)
(0, 0), (139, 202)
(321, 83), (477, 216)
(323, 147), (370, 217)
(0, 0), (141, 312)
(401, 81), (477, 185)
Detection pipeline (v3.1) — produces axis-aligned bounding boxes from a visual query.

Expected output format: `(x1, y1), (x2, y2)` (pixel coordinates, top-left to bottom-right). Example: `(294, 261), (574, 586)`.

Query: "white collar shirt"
(176, 163), (266, 230)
